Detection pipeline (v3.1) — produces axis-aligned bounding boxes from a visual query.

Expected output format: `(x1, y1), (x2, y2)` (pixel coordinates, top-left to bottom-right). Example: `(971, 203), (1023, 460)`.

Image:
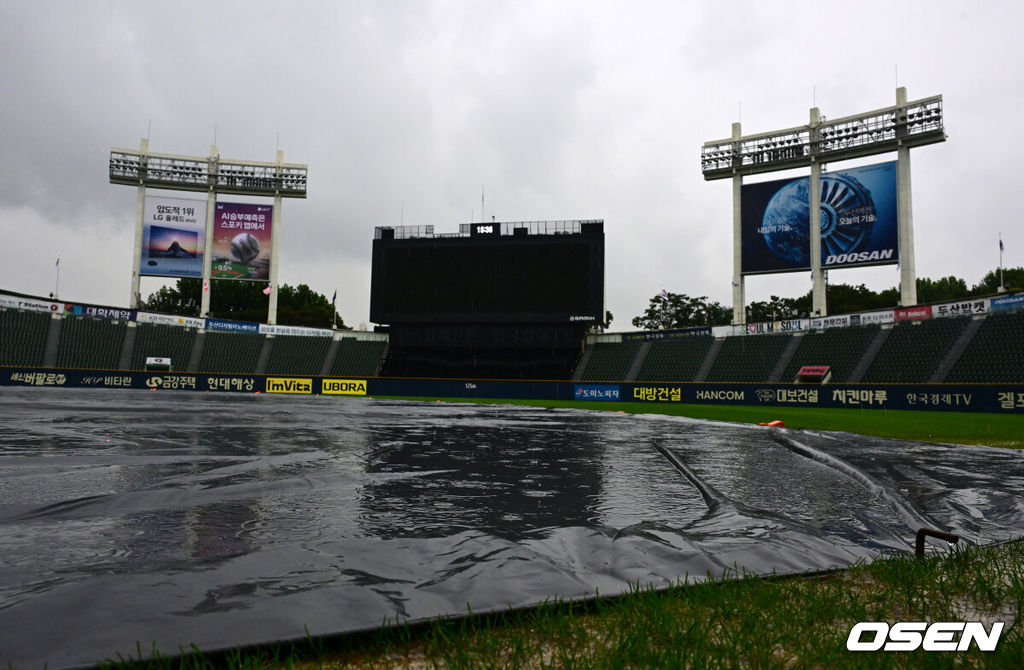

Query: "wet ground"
(1, 387), (1022, 668)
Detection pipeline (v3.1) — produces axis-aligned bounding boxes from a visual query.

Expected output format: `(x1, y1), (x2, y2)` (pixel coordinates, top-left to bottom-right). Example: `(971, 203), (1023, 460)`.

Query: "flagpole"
(54, 256), (60, 300)
(999, 233), (1005, 293)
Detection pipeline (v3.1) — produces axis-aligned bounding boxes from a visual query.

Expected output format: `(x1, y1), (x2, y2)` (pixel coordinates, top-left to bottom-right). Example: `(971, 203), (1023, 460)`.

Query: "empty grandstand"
(779, 324), (880, 383)
(704, 333), (793, 383)
(3, 288), (1024, 394)
(861, 317), (971, 383)
(130, 322), (198, 372)
(947, 310), (1024, 383)
(56, 316), (128, 370)
(0, 309), (51, 367)
(635, 336), (714, 383)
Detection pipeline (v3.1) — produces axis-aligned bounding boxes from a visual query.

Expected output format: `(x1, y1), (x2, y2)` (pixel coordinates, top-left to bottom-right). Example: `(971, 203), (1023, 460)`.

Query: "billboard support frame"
(705, 87), (944, 324)
(111, 140), (307, 316)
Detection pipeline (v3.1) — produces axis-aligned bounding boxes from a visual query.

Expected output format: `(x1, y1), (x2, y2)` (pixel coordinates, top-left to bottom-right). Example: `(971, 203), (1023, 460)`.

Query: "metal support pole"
(897, 87), (917, 307)
(267, 150), (283, 325)
(731, 122), (745, 325)
(200, 144), (217, 318)
(129, 138), (148, 309)
(809, 107), (827, 317)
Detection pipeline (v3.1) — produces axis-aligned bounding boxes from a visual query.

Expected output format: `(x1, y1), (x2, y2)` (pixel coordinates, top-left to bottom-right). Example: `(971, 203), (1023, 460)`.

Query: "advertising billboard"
(211, 202), (273, 280)
(741, 161), (898, 275)
(139, 196), (207, 278)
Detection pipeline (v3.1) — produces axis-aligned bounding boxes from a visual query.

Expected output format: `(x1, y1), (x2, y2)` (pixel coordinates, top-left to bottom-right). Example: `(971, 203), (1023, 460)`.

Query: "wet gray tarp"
(0, 388), (1021, 668)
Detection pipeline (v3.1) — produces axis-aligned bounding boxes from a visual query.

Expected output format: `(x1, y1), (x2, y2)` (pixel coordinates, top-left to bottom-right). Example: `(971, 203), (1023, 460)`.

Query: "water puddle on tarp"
(0, 387), (1022, 668)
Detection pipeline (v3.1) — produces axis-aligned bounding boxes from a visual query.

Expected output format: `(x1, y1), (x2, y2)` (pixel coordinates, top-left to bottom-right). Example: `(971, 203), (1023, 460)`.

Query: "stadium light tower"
(109, 139), (307, 324)
(702, 87), (945, 324)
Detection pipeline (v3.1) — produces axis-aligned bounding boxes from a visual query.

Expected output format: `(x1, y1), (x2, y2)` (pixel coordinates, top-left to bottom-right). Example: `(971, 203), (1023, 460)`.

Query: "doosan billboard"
(741, 161), (898, 275)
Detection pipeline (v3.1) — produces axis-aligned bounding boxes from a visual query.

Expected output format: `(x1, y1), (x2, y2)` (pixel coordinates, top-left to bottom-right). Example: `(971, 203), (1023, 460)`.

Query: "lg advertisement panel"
(139, 196), (207, 278)
(741, 161), (898, 275)
(211, 202), (273, 280)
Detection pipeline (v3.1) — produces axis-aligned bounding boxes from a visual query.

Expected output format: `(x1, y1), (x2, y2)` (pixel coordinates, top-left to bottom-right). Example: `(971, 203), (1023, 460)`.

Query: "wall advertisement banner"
(140, 196), (207, 278)
(933, 299), (988, 319)
(850, 310), (895, 326)
(0, 293), (60, 313)
(2, 369), (1023, 413)
(623, 326), (713, 342)
(322, 379), (368, 395)
(746, 319), (806, 335)
(990, 293), (1024, 313)
(62, 303), (135, 321)
(259, 324), (333, 337)
(895, 305), (933, 322)
(137, 312), (206, 329)
(211, 202), (273, 280)
(205, 318), (260, 333)
(574, 384), (621, 401)
(811, 315), (851, 330)
(741, 161), (899, 275)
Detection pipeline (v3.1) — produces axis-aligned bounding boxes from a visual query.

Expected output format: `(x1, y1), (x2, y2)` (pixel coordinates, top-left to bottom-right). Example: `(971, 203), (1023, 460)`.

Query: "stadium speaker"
(380, 227), (395, 240)
(513, 227), (528, 237)
(581, 221), (603, 236)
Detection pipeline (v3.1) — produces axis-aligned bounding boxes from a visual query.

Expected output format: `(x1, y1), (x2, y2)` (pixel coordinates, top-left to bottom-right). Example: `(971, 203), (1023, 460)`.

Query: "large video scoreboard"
(370, 221), (604, 325)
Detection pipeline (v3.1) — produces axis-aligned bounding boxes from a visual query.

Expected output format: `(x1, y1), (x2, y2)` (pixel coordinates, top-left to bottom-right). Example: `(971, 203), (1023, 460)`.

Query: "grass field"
(386, 396), (1024, 450)
(96, 400), (1023, 669)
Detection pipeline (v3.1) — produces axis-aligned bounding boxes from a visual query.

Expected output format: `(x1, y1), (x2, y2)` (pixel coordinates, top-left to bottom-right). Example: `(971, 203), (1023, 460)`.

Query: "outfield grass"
(93, 399), (1023, 669)
(385, 396), (1024, 449)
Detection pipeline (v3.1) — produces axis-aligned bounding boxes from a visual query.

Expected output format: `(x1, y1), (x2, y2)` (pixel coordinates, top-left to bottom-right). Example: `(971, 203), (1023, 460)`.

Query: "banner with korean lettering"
(140, 196), (207, 278)
(211, 202), (273, 280)
(741, 161), (899, 275)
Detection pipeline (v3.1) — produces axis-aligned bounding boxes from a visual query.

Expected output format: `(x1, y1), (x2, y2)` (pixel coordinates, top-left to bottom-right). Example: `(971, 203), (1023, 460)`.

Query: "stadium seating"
(946, 311), (1024, 383)
(265, 335), (333, 375)
(635, 336), (714, 382)
(704, 333), (793, 382)
(330, 338), (387, 377)
(129, 323), (198, 371)
(197, 332), (265, 374)
(861, 317), (971, 383)
(0, 309), (50, 367)
(780, 324), (880, 383)
(578, 340), (643, 381)
(4, 300), (1024, 386)
(55, 316), (128, 369)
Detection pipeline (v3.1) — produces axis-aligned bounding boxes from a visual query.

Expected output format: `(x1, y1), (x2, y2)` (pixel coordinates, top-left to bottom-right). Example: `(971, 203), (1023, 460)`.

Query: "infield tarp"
(0, 388), (1022, 668)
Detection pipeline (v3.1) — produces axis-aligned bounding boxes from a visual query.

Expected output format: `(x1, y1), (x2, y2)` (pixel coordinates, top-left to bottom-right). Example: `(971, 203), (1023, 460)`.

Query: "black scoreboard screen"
(370, 226), (604, 324)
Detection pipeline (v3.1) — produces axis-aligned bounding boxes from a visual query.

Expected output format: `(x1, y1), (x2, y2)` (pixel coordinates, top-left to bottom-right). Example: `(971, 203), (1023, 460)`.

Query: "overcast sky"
(1, 1), (1020, 329)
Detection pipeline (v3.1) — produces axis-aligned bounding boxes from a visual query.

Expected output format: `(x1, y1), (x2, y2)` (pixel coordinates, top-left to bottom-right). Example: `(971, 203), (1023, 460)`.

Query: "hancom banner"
(140, 196), (207, 278)
(211, 202), (273, 280)
(741, 161), (898, 275)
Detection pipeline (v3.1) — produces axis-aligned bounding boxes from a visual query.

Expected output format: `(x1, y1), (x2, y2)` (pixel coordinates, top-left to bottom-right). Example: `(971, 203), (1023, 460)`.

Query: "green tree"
(916, 275), (969, 304)
(140, 279), (345, 328)
(970, 267), (1024, 295)
(632, 292), (730, 330)
(746, 295), (801, 322)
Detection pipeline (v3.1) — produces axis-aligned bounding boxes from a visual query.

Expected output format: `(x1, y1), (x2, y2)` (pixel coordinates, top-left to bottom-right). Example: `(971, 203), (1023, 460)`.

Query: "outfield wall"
(4, 366), (1023, 413)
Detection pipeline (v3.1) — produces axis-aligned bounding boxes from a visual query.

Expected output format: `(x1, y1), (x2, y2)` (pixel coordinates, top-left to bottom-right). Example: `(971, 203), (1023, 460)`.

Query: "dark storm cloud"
(2, 0), (1023, 326)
